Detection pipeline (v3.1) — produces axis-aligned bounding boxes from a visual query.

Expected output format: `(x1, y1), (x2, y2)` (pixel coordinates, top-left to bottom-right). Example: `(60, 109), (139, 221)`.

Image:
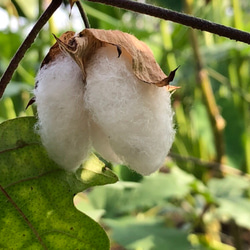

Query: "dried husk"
(28, 29), (179, 109)
(54, 29), (178, 87)
(41, 31), (75, 68)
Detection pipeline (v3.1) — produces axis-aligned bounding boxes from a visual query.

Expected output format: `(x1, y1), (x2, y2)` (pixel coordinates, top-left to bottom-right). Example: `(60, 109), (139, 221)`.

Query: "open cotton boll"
(85, 45), (175, 175)
(34, 53), (90, 171)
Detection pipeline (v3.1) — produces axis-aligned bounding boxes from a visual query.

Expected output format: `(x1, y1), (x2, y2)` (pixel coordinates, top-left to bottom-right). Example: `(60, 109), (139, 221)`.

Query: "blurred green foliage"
(0, 0), (250, 249)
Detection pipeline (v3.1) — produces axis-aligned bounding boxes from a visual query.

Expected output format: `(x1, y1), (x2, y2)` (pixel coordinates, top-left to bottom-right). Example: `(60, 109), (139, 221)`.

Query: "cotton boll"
(34, 53), (90, 171)
(85, 45), (175, 175)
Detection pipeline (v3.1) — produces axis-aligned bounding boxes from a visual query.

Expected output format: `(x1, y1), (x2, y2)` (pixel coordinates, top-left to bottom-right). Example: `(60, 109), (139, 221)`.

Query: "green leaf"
(208, 175), (250, 198)
(103, 217), (191, 250)
(78, 153), (118, 187)
(208, 175), (250, 229)
(76, 182), (139, 218)
(0, 117), (116, 249)
(74, 192), (106, 222)
(2, 81), (32, 99)
(217, 98), (245, 168)
(78, 168), (194, 218)
(216, 197), (250, 229)
(82, 3), (121, 28)
(13, 0), (37, 19)
(0, 116), (39, 153)
(131, 168), (195, 208)
(0, 32), (22, 61)
(190, 100), (215, 157)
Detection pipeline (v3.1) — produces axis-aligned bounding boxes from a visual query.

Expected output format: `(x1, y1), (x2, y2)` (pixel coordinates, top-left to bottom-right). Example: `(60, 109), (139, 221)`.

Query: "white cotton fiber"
(89, 120), (122, 164)
(84, 45), (175, 175)
(34, 53), (90, 171)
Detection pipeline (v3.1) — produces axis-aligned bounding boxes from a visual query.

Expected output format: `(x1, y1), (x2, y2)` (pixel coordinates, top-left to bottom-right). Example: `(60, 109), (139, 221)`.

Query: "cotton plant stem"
(76, 1), (90, 28)
(0, 0), (63, 99)
(185, 0), (225, 166)
(85, 0), (250, 44)
(168, 152), (250, 178)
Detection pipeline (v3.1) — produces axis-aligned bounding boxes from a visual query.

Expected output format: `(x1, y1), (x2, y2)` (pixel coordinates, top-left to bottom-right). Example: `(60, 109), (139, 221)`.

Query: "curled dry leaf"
(54, 28), (179, 88)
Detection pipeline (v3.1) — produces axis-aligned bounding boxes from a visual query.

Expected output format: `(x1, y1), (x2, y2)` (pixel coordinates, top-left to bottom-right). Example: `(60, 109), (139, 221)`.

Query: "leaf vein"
(0, 184), (48, 249)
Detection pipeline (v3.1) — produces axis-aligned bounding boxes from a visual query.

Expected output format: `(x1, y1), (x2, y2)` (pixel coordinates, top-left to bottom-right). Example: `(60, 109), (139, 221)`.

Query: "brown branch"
(85, 0), (250, 44)
(0, 0), (63, 99)
(168, 152), (250, 178)
(0, 184), (48, 249)
(76, 1), (90, 28)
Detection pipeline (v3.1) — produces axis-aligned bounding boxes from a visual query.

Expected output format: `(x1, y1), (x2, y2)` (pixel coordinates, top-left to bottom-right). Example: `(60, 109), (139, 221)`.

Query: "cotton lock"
(33, 29), (176, 176)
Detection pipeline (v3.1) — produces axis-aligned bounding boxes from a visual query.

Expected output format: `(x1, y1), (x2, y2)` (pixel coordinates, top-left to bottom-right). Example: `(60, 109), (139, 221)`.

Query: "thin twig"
(168, 152), (250, 178)
(0, 0), (63, 99)
(0, 184), (48, 249)
(76, 1), (90, 28)
(85, 0), (250, 44)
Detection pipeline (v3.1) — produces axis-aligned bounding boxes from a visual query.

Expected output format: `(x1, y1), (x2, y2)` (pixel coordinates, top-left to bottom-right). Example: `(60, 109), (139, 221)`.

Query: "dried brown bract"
(54, 29), (179, 88)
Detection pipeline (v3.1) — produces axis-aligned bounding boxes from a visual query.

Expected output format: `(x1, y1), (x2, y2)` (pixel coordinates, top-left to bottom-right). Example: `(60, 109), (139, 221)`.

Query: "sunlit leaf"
(78, 154), (118, 186)
(13, 0), (37, 19)
(0, 117), (114, 249)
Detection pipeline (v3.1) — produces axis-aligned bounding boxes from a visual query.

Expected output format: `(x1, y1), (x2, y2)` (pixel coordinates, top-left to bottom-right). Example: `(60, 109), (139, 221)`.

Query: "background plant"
(0, 0), (250, 249)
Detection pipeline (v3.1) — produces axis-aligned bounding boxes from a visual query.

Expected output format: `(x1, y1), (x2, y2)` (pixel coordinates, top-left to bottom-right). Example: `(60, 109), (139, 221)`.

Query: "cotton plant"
(31, 29), (178, 176)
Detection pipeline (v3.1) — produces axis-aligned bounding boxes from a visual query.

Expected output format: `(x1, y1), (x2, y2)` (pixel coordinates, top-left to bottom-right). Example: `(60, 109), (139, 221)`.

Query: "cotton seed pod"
(33, 29), (177, 175)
